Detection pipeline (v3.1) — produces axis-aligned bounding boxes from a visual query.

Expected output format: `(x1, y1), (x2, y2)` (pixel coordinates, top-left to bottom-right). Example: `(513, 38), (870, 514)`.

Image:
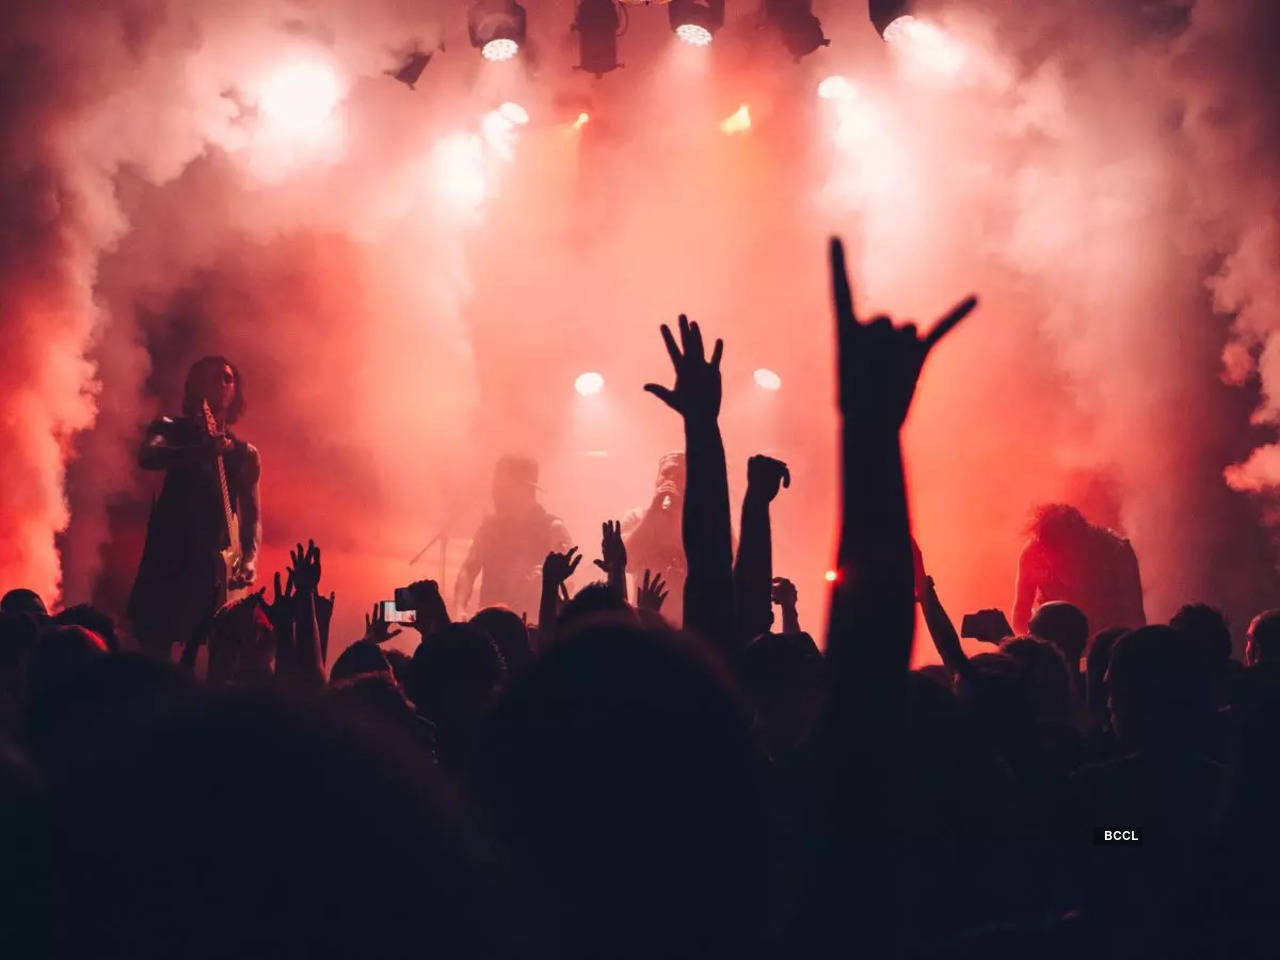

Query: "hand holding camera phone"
(960, 609), (1013, 645)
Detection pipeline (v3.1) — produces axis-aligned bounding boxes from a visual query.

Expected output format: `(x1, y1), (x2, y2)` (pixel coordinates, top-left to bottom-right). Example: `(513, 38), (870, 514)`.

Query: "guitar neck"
(215, 450), (236, 538)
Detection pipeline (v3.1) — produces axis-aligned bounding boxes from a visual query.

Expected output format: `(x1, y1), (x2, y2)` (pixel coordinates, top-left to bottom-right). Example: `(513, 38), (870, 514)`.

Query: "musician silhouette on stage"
(128, 356), (261, 659)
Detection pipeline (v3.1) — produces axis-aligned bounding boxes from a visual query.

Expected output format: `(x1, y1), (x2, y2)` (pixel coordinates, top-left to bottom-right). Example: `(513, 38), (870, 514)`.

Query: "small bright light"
(574, 111), (590, 129)
(824, 569), (838, 583)
(753, 368), (782, 391)
(818, 75), (853, 100)
(881, 14), (915, 44)
(255, 58), (343, 139)
(499, 102), (529, 125)
(720, 104), (751, 135)
(675, 23), (713, 46)
(482, 38), (519, 61)
(575, 372), (605, 396)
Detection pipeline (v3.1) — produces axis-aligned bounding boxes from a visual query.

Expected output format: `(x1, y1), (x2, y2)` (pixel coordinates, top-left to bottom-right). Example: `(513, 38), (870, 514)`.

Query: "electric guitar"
(202, 399), (249, 611)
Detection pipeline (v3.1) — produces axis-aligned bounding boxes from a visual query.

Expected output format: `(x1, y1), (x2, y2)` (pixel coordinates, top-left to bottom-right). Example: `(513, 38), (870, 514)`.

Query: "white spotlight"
(499, 101), (529, 124)
(575, 372), (605, 396)
(482, 38), (520, 61)
(817, 75), (853, 100)
(675, 23), (713, 46)
(256, 57), (343, 139)
(753, 368), (782, 391)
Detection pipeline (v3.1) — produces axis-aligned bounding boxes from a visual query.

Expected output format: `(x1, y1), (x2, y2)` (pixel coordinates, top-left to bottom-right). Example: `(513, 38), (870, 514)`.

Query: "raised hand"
(747, 455), (791, 503)
(594, 520), (627, 575)
(544, 546), (582, 590)
(636, 569), (670, 614)
(288, 540), (322, 595)
(405, 580), (449, 635)
(364, 601), (402, 644)
(830, 237), (976, 427)
(771, 576), (798, 609)
(644, 314), (725, 421)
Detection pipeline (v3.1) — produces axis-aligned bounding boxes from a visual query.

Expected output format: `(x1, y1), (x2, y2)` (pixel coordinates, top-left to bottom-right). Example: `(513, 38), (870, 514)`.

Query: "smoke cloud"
(0, 0), (1275, 657)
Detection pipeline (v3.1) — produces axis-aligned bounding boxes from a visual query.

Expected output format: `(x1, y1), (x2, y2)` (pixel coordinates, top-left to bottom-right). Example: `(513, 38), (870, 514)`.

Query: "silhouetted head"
(383, 648), (412, 689)
(1028, 503), (1089, 547)
(471, 618), (767, 960)
(182, 355), (243, 424)
(1085, 627), (1128, 723)
(1000, 635), (1079, 723)
(1171, 603), (1232, 676)
(1106, 625), (1214, 751)
(329, 639), (391, 684)
(492, 455), (538, 512)
(407, 624), (506, 770)
(471, 606), (532, 674)
(25, 626), (108, 707)
(735, 630), (826, 756)
(558, 582), (634, 633)
(1029, 601), (1090, 667)
(0, 589), (46, 619)
(1246, 609), (1280, 667)
(52, 604), (120, 654)
(47, 689), (521, 959)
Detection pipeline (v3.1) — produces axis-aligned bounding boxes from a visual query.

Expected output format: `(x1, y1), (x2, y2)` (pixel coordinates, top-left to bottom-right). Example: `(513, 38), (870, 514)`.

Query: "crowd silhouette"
(3, 238), (1279, 960)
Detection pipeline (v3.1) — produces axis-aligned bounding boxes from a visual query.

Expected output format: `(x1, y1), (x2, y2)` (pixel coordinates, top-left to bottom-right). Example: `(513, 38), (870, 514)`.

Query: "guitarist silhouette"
(128, 356), (261, 662)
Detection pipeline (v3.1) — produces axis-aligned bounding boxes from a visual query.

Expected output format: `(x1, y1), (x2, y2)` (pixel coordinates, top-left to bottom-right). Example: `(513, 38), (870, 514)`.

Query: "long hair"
(182, 355), (245, 424)
(1026, 503), (1089, 547)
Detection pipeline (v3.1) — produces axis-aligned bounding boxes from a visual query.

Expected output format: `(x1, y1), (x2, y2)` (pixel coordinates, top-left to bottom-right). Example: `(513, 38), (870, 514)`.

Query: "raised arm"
(734, 455), (790, 646)
(826, 237), (975, 702)
(918, 575), (974, 683)
(644, 315), (734, 653)
(137, 417), (219, 471)
(813, 237), (977, 954)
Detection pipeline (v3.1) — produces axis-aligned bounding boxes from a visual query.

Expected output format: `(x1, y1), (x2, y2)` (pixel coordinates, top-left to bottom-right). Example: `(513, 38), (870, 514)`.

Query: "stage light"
(817, 75), (853, 100)
(720, 104), (751, 135)
(574, 0), (623, 77)
(575, 372), (605, 396)
(753, 368), (782, 391)
(482, 38), (519, 61)
(669, 0), (723, 47)
(469, 0), (527, 61)
(499, 102), (529, 124)
(574, 111), (590, 128)
(256, 57), (343, 140)
(765, 0), (830, 60)
(824, 569), (838, 582)
(869, 0), (910, 38)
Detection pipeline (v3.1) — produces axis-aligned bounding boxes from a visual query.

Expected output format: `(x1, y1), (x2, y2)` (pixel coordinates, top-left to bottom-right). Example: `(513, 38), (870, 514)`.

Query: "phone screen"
(381, 600), (415, 624)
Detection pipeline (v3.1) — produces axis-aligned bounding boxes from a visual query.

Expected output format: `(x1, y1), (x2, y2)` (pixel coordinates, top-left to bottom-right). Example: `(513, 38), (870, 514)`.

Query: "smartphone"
(960, 609), (1013, 644)
(381, 600), (415, 624)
